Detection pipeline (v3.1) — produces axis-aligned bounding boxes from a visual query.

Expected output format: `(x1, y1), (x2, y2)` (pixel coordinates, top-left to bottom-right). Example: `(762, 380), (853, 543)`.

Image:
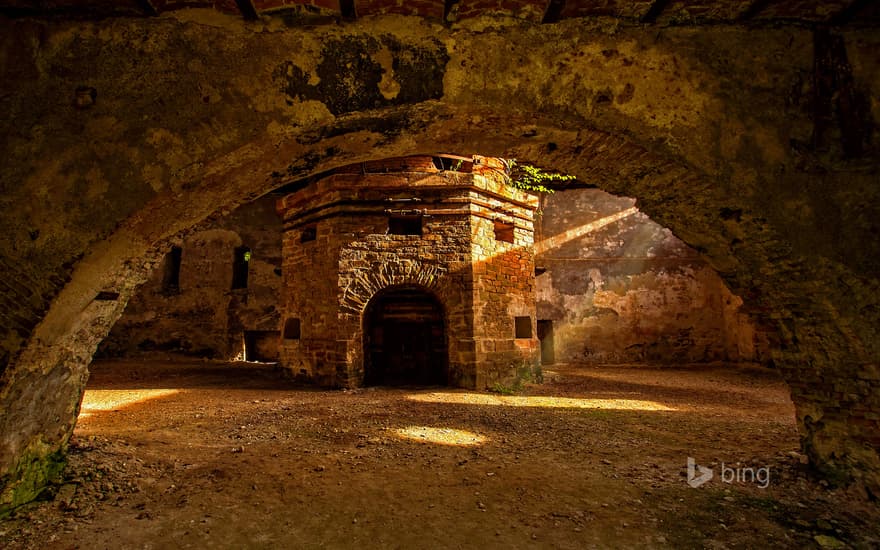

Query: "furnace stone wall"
(468, 179), (540, 387)
(277, 157), (539, 388)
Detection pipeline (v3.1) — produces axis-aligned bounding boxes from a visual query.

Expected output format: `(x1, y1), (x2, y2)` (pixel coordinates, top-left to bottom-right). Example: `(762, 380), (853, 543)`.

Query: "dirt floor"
(2, 359), (879, 549)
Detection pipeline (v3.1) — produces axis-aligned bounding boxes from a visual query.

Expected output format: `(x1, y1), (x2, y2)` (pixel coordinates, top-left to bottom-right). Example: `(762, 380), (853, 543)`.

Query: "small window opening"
(537, 320), (555, 364)
(243, 330), (280, 363)
(432, 156), (465, 171)
(161, 246), (182, 294)
(515, 316), (532, 339)
(432, 156), (449, 171)
(389, 215), (423, 236)
(301, 225), (317, 243)
(494, 220), (515, 243)
(232, 246), (250, 290)
(283, 318), (301, 340)
(431, 156), (471, 172)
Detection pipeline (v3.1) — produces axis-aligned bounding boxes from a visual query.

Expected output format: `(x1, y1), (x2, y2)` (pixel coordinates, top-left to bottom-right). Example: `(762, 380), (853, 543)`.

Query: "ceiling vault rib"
(542, 0), (565, 24)
(0, 1), (875, 27)
(234, 0), (258, 20)
(640, 0), (671, 23)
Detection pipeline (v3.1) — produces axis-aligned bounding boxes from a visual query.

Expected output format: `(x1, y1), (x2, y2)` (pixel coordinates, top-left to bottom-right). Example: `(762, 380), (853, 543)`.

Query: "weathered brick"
(276, 156), (538, 388)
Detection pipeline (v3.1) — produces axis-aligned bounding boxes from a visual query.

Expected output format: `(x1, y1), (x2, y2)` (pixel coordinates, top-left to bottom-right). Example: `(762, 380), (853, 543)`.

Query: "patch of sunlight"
(535, 206), (639, 255)
(395, 426), (487, 446)
(79, 389), (182, 417)
(407, 392), (676, 411)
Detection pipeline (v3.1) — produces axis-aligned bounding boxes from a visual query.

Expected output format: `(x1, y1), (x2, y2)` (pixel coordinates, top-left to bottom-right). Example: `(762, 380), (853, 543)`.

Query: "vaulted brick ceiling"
(0, 0), (877, 25)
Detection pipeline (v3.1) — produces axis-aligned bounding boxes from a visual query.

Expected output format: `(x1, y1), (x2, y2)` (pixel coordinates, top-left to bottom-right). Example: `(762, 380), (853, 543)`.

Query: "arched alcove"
(363, 285), (447, 386)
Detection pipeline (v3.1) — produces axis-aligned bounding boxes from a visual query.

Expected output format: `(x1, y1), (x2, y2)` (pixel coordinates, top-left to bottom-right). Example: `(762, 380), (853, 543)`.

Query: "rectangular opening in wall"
(161, 246), (182, 294)
(431, 156), (472, 172)
(232, 246), (251, 290)
(537, 320), (555, 364)
(515, 316), (532, 339)
(243, 330), (280, 362)
(283, 318), (301, 340)
(300, 224), (317, 243)
(389, 215), (422, 236)
(494, 220), (515, 243)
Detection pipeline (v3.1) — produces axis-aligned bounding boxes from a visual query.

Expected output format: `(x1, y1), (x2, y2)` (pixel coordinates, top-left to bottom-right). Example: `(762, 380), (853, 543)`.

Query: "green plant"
(498, 159), (575, 194)
(515, 360), (543, 385)
(490, 381), (518, 395)
(489, 360), (544, 395)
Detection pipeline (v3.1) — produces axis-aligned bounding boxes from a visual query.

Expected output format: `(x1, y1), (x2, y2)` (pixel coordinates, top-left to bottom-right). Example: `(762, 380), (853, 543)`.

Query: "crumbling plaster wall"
(0, 12), (878, 511)
(97, 196), (282, 360)
(536, 188), (771, 365)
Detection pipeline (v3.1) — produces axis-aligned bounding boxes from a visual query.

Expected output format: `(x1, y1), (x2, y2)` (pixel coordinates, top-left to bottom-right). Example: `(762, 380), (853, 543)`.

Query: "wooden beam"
(640, 0), (671, 24)
(542, 0), (565, 24)
(234, 0), (258, 20)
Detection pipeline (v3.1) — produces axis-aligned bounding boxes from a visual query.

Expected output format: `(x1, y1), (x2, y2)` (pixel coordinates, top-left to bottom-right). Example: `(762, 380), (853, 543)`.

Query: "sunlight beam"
(407, 392), (676, 411)
(79, 388), (182, 417)
(394, 426), (488, 446)
(535, 206), (639, 255)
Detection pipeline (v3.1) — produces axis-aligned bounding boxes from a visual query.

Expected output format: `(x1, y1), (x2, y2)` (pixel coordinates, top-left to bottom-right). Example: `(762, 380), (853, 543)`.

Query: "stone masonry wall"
(536, 188), (771, 365)
(468, 166), (540, 387)
(278, 157), (538, 388)
(336, 210), (475, 387)
(279, 166), (473, 387)
(98, 196), (283, 360)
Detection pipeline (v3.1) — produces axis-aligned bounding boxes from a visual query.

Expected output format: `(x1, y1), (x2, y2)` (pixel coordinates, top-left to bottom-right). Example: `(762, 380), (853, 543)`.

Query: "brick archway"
(341, 261), (445, 316)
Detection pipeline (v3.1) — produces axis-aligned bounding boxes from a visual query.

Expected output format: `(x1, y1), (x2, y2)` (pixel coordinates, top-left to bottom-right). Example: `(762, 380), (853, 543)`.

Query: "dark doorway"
(161, 246), (182, 294)
(364, 286), (447, 386)
(231, 246), (250, 290)
(243, 330), (280, 362)
(537, 320), (555, 365)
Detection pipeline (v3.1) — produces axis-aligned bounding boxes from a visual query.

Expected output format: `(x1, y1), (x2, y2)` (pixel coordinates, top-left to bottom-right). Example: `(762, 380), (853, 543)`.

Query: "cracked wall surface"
(0, 11), (878, 511)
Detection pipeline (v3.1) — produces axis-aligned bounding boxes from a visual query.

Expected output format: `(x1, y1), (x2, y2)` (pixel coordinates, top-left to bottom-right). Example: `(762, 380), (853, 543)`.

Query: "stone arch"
(340, 261), (445, 316)
(339, 261), (451, 386)
(3, 106), (877, 507)
(1, 14), (878, 509)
